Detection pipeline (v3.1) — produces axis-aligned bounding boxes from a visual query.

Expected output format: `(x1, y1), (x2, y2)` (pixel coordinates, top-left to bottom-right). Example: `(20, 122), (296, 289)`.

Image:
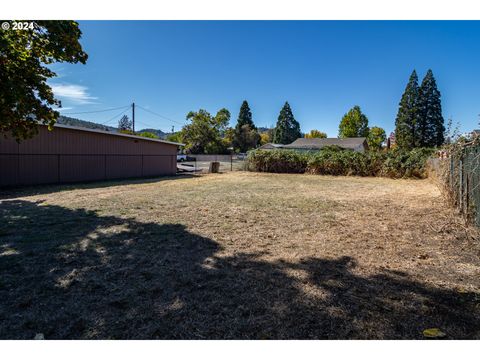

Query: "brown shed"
(0, 124), (183, 187)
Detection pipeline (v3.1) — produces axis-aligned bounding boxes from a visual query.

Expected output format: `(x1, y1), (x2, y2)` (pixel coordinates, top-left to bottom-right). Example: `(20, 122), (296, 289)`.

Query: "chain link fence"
(434, 142), (480, 227)
(177, 154), (248, 173)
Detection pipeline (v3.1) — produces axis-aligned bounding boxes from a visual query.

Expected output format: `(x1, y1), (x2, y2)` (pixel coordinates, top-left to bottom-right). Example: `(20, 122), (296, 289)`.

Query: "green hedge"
(246, 147), (434, 179)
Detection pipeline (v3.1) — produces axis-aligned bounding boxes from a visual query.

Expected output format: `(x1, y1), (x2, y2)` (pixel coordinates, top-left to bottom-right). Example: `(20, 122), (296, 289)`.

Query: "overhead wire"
(61, 105), (130, 115)
(135, 105), (185, 126)
(100, 107), (131, 126)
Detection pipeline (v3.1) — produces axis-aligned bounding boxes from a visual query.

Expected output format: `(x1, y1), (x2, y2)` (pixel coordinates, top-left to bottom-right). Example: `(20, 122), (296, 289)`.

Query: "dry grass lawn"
(1, 172), (479, 339)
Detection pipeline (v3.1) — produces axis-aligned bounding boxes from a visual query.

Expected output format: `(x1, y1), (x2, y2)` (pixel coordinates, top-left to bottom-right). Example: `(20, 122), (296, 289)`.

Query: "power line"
(101, 107), (131, 126)
(135, 105), (185, 126)
(62, 105), (130, 115)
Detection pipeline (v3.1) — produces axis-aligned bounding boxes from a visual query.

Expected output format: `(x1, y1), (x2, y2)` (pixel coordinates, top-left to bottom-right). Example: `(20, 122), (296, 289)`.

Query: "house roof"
(282, 137), (367, 150)
(258, 143), (284, 149)
(49, 123), (184, 146)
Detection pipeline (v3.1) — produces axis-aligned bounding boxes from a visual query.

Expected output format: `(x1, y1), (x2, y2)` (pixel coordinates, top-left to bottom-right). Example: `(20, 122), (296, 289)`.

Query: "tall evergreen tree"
(273, 102), (301, 144)
(418, 69), (444, 147)
(395, 70), (420, 150)
(236, 100), (256, 130)
(233, 100), (260, 152)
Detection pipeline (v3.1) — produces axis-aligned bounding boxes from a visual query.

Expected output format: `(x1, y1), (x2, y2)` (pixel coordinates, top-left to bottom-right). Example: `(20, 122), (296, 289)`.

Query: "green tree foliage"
(166, 132), (182, 143)
(236, 100), (256, 129)
(232, 101), (260, 152)
(395, 71), (420, 150)
(338, 106), (369, 138)
(138, 131), (159, 139)
(417, 69), (445, 147)
(180, 108), (230, 154)
(367, 126), (386, 150)
(233, 124), (260, 152)
(118, 115), (132, 132)
(0, 21), (88, 141)
(305, 129), (327, 138)
(273, 102), (301, 144)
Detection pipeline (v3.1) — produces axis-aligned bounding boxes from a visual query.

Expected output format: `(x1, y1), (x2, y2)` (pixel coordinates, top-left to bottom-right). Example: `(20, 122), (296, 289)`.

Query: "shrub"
(246, 147), (434, 179)
(246, 149), (308, 173)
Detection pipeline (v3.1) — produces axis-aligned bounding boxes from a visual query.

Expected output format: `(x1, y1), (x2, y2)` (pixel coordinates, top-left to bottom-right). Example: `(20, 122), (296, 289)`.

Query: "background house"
(263, 137), (368, 152)
(258, 143), (284, 150)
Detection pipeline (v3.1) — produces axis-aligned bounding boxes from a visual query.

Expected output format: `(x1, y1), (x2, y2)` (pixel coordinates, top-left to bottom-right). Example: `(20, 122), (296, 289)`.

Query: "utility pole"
(171, 125), (175, 133)
(132, 102), (135, 133)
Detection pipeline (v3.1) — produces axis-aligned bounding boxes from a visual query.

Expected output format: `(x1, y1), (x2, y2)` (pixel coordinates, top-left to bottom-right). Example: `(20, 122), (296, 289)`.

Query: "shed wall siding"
(1, 126), (178, 187)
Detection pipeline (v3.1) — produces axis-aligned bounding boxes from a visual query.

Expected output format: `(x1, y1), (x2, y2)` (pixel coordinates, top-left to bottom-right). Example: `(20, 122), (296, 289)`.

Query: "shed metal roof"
(51, 123), (184, 146)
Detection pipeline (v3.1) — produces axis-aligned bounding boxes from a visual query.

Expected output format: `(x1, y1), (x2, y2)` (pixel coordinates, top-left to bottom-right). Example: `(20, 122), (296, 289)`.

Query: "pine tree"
(395, 70), (420, 150)
(418, 69), (444, 147)
(118, 115), (132, 132)
(236, 100), (256, 130)
(273, 102), (301, 144)
(233, 100), (260, 152)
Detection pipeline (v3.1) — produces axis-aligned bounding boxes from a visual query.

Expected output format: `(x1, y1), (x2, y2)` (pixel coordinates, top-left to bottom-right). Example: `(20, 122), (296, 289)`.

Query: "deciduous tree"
(367, 126), (386, 150)
(181, 108), (230, 154)
(0, 21), (88, 141)
(305, 129), (327, 138)
(338, 106), (369, 138)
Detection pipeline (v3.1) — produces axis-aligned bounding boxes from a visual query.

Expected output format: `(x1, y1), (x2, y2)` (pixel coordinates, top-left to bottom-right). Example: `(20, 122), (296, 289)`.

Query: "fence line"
(435, 143), (480, 227)
(179, 154), (247, 173)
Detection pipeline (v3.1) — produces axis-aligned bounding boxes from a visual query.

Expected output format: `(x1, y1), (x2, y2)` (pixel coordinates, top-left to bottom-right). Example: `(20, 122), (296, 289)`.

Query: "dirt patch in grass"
(1, 172), (479, 339)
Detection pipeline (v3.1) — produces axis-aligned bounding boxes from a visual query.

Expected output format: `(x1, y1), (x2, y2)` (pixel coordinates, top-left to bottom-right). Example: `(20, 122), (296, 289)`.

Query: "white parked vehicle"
(177, 154), (187, 162)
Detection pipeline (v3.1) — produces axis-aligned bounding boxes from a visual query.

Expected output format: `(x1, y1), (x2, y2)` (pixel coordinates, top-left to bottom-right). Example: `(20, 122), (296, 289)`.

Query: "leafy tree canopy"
(166, 132), (182, 143)
(305, 129), (327, 138)
(1, 21), (88, 141)
(338, 105), (369, 138)
(233, 124), (260, 152)
(180, 108), (231, 154)
(367, 126), (386, 150)
(260, 132), (271, 145)
(138, 131), (159, 139)
(273, 102), (301, 144)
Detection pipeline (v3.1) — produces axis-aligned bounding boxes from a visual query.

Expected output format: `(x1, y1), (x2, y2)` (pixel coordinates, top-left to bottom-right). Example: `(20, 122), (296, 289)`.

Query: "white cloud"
(56, 107), (73, 112)
(50, 83), (98, 104)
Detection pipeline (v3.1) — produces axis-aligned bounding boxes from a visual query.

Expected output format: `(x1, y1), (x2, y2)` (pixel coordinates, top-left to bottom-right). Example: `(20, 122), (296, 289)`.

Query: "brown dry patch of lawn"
(1, 172), (479, 339)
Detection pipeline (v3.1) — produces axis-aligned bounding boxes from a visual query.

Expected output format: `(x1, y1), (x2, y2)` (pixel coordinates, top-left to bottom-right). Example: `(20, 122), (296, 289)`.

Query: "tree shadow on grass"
(0, 199), (479, 339)
(0, 173), (196, 200)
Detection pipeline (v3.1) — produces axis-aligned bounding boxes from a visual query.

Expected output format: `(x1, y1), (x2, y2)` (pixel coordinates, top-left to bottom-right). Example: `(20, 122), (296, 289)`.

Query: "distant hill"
(138, 128), (168, 139)
(258, 127), (273, 133)
(57, 116), (117, 132)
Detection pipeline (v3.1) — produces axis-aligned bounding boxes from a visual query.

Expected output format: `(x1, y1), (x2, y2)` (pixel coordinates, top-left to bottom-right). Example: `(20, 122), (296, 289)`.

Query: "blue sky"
(50, 21), (480, 136)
